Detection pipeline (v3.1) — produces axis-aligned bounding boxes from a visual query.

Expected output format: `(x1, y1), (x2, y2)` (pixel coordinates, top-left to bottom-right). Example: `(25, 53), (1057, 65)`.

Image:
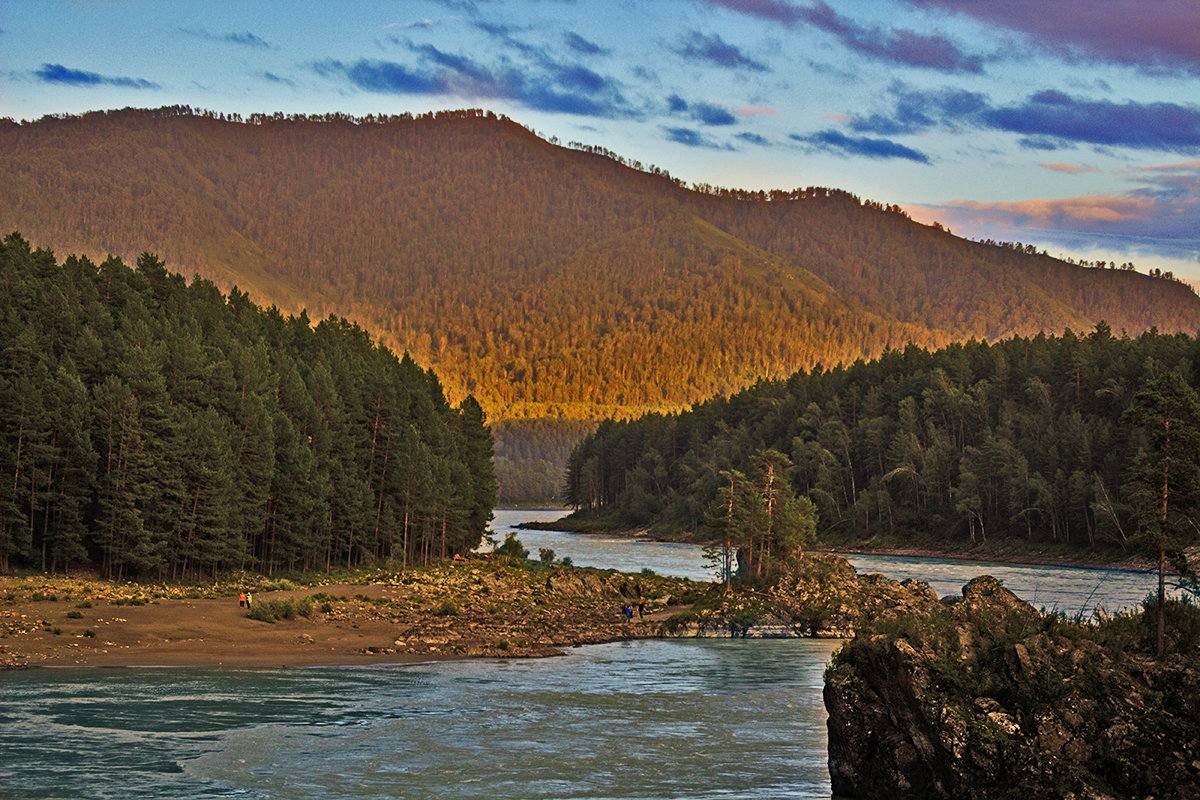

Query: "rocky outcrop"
(824, 576), (1200, 799)
(661, 553), (942, 639)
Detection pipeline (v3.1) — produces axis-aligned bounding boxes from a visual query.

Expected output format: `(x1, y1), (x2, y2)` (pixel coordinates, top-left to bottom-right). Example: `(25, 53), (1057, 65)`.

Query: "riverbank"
(0, 557), (700, 669)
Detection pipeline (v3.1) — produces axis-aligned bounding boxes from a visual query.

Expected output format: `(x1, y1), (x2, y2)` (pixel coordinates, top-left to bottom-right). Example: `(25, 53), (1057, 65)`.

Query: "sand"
(0, 562), (692, 669)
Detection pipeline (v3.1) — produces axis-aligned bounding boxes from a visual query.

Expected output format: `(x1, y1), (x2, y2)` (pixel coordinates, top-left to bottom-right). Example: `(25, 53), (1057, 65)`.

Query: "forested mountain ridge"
(3, 106), (1197, 502)
(0, 233), (496, 578)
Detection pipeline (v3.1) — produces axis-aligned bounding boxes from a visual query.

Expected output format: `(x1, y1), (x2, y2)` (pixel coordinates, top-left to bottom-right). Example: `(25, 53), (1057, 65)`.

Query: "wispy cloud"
(34, 64), (159, 89)
(663, 126), (731, 149)
(387, 19), (435, 30)
(1040, 163), (1101, 174)
(791, 129), (932, 163)
(564, 32), (607, 56)
(983, 91), (1200, 152)
(314, 45), (633, 119)
(259, 72), (296, 87)
(902, 0), (1200, 75)
(668, 95), (738, 126)
(698, 0), (983, 73)
(179, 27), (271, 48)
(855, 85), (1200, 154)
(736, 106), (777, 118)
(671, 31), (769, 72)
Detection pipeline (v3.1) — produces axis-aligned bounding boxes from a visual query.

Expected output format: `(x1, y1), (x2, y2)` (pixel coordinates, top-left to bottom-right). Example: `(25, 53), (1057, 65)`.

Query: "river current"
(0, 509), (1161, 799)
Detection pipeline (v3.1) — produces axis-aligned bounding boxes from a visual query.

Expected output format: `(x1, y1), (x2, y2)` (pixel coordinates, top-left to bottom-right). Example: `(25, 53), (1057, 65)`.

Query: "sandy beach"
(0, 559), (695, 669)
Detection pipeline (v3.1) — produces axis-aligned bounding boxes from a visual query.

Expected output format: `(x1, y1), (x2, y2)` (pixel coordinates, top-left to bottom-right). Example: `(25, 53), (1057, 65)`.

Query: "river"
(0, 509), (1162, 799)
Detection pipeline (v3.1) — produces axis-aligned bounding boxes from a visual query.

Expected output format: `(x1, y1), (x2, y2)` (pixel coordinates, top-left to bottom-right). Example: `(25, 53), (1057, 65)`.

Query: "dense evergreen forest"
(3, 107), (1198, 502)
(564, 327), (1200, 559)
(0, 233), (496, 578)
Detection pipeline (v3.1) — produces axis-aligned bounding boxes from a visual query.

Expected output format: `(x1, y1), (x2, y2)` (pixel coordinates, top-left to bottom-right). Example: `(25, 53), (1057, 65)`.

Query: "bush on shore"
(246, 597), (314, 623)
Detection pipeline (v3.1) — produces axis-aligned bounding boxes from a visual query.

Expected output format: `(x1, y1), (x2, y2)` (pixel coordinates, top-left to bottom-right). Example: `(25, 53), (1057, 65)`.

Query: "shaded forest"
(564, 326), (1200, 557)
(3, 107), (1197, 502)
(0, 233), (496, 578)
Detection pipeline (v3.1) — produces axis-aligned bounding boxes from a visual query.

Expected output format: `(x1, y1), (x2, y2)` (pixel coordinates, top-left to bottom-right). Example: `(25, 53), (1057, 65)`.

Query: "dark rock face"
(824, 576), (1200, 799)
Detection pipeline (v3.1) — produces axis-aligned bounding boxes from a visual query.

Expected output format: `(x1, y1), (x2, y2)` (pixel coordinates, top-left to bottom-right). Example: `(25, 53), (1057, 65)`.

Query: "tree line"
(565, 325), (1200, 568)
(0, 233), (496, 579)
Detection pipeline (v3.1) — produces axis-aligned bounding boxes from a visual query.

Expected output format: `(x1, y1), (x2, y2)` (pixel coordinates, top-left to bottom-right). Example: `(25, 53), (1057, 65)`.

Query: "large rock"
(824, 576), (1200, 799)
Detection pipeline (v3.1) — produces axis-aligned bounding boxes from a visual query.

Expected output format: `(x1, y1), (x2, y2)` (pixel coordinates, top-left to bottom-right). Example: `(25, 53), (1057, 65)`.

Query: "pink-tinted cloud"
(903, 0), (1200, 73)
(1040, 163), (1101, 174)
(736, 105), (778, 117)
(905, 162), (1200, 268)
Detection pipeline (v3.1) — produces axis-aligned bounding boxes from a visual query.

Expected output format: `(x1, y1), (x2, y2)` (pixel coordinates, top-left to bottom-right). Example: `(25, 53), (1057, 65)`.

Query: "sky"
(3, 0), (1199, 282)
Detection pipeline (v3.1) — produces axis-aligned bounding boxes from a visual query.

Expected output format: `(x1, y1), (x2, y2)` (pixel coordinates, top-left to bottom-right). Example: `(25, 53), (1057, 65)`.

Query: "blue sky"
(3, 0), (1199, 282)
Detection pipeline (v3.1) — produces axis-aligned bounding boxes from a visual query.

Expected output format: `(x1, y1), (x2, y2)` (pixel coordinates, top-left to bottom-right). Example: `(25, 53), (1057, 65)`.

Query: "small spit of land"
(0, 557), (702, 669)
(0, 551), (938, 669)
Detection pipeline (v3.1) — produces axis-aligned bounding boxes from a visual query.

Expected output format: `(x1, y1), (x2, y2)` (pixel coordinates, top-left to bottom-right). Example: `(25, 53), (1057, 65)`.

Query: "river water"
(0, 509), (1162, 799)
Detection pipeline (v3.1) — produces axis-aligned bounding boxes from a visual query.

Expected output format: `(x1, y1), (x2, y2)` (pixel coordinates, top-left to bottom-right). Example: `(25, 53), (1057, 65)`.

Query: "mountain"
(3, 107), (1197, 501)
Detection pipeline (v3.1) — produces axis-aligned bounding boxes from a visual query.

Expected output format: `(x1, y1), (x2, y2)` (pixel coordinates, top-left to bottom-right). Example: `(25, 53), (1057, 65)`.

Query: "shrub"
(435, 599), (461, 617)
(538, 547), (556, 565)
(246, 597), (314, 623)
(76, 600), (92, 609)
(494, 532), (528, 560)
(66, 610), (83, 619)
(559, 556), (573, 567)
(319, 602), (333, 614)
(83, 629), (95, 638)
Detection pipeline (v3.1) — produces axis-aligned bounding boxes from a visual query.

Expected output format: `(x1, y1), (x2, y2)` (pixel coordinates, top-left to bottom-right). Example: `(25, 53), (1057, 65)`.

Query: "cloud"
(1040, 163), (1101, 174)
(791, 129), (932, 163)
(672, 31), (769, 72)
(901, 0), (1200, 74)
(34, 64), (159, 89)
(668, 96), (738, 126)
(907, 161), (1200, 265)
(387, 19), (435, 30)
(564, 32), (607, 56)
(314, 48), (632, 118)
(735, 131), (771, 146)
(179, 27), (271, 48)
(663, 126), (730, 149)
(858, 85), (1200, 154)
(982, 91), (1200, 152)
(698, 0), (983, 73)
(736, 105), (777, 118)
(260, 72), (296, 87)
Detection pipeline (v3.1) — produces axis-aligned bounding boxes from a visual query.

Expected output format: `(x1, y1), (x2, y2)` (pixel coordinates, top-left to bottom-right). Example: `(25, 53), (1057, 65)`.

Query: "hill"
(3, 107), (1198, 501)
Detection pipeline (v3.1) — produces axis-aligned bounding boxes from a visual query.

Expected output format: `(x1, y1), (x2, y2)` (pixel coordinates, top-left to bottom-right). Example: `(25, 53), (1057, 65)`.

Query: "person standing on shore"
(239, 592), (246, 608)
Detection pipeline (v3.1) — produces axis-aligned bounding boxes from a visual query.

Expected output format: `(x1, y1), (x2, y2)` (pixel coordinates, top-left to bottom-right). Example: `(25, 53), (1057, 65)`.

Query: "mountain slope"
(3, 107), (1197, 501)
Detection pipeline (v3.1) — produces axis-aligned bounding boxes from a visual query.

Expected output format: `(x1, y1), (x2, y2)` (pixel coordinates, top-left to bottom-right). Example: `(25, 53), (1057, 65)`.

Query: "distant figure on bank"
(623, 605), (633, 622)
(637, 601), (645, 619)
(246, 593), (253, 607)
(239, 592), (246, 608)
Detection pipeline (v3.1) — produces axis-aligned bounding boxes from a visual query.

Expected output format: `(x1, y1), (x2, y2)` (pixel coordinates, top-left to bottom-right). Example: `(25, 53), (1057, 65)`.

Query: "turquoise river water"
(0, 509), (1162, 799)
